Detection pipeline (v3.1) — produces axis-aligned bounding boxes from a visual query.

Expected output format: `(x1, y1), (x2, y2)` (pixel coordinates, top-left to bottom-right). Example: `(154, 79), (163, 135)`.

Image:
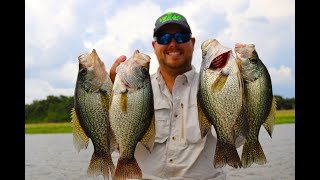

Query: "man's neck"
(159, 66), (192, 93)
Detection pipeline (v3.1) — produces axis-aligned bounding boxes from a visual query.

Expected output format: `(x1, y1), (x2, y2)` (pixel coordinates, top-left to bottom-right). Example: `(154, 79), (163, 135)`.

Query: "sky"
(25, 0), (295, 104)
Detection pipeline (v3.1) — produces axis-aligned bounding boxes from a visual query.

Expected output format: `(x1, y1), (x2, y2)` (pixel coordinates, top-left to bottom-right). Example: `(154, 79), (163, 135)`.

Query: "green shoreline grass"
(25, 109), (295, 134)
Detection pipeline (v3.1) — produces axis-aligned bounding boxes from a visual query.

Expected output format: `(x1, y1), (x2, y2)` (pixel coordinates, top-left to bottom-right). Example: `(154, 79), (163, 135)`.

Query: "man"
(109, 12), (244, 180)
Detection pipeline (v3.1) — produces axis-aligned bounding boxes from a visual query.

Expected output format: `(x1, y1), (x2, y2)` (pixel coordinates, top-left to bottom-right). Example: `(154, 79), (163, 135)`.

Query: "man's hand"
(110, 55), (126, 83)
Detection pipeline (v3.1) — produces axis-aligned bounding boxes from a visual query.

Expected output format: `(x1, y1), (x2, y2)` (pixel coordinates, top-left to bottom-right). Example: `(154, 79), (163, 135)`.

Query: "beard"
(157, 52), (193, 71)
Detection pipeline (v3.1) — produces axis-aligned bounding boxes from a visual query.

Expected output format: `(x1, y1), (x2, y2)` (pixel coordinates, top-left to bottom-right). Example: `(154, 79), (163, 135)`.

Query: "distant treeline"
(25, 95), (74, 124)
(25, 95), (295, 124)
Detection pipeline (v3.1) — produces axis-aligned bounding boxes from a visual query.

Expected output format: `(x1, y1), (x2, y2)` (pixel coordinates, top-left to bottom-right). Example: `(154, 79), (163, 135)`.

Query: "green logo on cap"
(159, 12), (182, 23)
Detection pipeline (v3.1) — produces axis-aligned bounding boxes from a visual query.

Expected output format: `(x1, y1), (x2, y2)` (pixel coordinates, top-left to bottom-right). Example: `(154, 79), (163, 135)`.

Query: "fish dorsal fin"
(70, 108), (89, 152)
(140, 115), (156, 152)
(263, 96), (277, 138)
(99, 77), (113, 112)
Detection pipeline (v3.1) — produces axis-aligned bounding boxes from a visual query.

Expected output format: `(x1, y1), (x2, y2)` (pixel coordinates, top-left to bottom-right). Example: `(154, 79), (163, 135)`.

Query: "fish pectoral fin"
(100, 92), (111, 111)
(263, 97), (277, 138)
(120, 91), (128, 112)
(236, 70), (244, 96)
(140, 115), (156, 153)
(211, 73), (228, 92)
(236, 57), (242, 69)
(70, 108), (89, 152)
(197, 102), (212, 138)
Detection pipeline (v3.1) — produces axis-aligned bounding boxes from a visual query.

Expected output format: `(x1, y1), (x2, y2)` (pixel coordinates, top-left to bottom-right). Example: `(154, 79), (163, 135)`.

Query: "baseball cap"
(153, 12), (192, 37)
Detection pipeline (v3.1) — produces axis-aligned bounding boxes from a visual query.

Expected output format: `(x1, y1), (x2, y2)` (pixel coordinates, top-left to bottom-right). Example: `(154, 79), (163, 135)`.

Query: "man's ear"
(191, 37), (195, 46)
(152, 41), (156, 49)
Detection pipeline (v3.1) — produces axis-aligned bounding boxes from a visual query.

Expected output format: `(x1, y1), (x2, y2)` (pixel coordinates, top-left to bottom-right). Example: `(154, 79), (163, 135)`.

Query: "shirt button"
(169, 159), (173, 163)
(172, 136), (175, 140)
(174, 114), (178, 118)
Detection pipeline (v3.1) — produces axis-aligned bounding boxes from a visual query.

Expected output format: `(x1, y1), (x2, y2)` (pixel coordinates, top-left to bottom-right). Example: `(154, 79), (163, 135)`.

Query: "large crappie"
(109, 50), (155, 180)
(70, 49), (117, 179)
(198, 39), (247, 168)
(235, 43), (276, 168)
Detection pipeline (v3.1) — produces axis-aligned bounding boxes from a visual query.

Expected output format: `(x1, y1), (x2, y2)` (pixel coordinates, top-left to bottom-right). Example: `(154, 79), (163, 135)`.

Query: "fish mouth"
(78, 53), (93, 69)
(78, 50), (107, 89)
(201, 39), (232, 69)
(201, 39), (230, 58)
(78, 49), (106, 70)
(201, 39), (216, 56)
(234, 44), (256, 59)
(235, 43), (246, 49)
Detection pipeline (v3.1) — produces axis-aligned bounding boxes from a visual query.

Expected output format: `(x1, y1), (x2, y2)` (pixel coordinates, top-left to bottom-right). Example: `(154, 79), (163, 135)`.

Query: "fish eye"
(141, 67), (148, 75)
(249, 58), (258, 63)
(80, 68), (87, 75)
(202, 51), (207, 58)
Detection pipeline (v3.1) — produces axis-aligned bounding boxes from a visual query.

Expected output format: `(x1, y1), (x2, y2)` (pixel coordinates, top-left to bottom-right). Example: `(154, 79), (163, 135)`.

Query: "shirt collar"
(183, 65), (196, 84)
(155, 65), (196, 85)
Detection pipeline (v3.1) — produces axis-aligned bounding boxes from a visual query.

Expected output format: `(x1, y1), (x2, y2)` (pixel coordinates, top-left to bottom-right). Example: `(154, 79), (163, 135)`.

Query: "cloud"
(57, 61), (78, 86)
(25, 78), (74, 104)
(269, 65), (294, 86)
(247, 0), (294, 18)
(84, 1), (162, 70)
(25, 0), (295, 104)
(25, 54), (35, 69)
(25, 0), (76, 50)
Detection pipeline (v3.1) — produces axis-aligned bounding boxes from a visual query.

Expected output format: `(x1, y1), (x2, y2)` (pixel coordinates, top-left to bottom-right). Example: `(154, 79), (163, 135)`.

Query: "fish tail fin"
(113, 157), (142, 180)
(241, 140), (267, 168)
(87, 152), (115, 179)
(214, 140), (242, 168)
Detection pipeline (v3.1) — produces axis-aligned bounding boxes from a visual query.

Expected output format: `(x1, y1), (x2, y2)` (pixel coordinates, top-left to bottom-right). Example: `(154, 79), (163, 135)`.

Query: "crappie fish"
(70, 49), (117, 179)
(198, 39), (246, 168)
(109, 50), (155, 180)
(235, 43), (276, 168)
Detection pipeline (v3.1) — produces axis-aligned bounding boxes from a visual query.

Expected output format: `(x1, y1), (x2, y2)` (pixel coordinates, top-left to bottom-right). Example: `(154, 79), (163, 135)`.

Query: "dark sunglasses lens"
(158, 34), (172, 45)
(174, 33), (191, 43)
(157, 33), (191, 45)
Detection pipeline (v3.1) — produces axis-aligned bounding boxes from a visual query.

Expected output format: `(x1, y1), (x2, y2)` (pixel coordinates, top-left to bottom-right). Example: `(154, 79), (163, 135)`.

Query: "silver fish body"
(235, 43), (276, 168)
(71, 49), (116, 179)
(109, 50), (155, 180)
(198, 39), (245, 168)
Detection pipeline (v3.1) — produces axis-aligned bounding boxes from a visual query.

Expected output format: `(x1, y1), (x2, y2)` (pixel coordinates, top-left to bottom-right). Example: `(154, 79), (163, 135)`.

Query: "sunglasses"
(155, 32), (191, 45)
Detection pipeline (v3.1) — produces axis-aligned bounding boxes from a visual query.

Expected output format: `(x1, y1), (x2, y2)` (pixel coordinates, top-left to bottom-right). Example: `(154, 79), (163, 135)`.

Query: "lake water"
(25, 124), (295, 180)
